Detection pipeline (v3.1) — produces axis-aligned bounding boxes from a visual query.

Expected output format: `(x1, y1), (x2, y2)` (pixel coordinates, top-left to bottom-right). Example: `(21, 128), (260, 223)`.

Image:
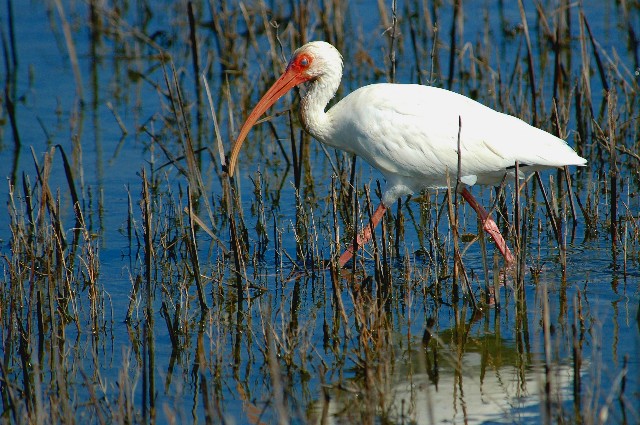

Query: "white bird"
(227, 41), (587, 267)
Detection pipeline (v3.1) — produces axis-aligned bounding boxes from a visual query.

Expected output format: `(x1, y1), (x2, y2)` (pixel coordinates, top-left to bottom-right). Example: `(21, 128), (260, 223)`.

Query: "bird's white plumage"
(321, 84), (584, 200)
(294, 42), (586, 205)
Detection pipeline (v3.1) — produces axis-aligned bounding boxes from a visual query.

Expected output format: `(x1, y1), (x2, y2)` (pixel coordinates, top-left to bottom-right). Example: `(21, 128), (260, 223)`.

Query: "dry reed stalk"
(187, 2), (202, 120)
(535, 172), (563, 253)
(393, 198), (404, 261)
(32, 147), (66, 251)
(446, 181), (461, 303)
(52, 0), (84, 101)
(406, 0), (424, 85)
(387, 0), (398, 83)
(160, 68), (230, 258)
(162, 61), (219, 248)
(447, 0), (462, 89)
(363, 186), (382, 274)
(330, 175), (340, 266)
(1, 17), (22, 181)
(582, 14), (609, 94)
(513, 162), (527, 288)
(55, 144), (82, 226)
(212, 82), (249, 288)
(228, 189), (248, 286)
(140, 168), (156, 421)
(187, 185), (209, 312)
(517, 0), (538, 124)
(328, 176), (350, 333)
(606, 90), (619, 252)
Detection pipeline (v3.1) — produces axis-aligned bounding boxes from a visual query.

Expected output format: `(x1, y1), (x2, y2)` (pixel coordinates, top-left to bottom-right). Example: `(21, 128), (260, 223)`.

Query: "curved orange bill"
(227, 66), (310, 177)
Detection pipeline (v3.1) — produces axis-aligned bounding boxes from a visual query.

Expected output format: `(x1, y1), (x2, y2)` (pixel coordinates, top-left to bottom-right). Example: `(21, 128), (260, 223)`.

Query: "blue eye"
(300, 58), (309, 66)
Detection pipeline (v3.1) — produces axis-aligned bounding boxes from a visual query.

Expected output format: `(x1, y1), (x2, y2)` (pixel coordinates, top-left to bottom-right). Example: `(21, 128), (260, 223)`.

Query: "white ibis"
(227, 41), (587, 267)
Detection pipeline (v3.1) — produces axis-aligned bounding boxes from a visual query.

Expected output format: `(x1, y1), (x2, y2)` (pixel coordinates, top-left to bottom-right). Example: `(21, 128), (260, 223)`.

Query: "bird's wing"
(329, 84), (584, 188)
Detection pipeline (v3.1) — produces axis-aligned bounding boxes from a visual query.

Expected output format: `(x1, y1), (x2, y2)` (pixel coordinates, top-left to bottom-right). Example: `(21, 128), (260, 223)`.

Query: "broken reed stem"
(582, 13), (609, 93)
(54, 145), (81, 229)
(140, 168), (156, 420)
(202, 74), (226, 170)
(187, 185), (209, 312)
(160, 302), (178, 350)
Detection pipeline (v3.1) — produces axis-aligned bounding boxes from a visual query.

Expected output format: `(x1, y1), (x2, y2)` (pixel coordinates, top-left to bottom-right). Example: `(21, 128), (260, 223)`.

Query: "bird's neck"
(299, 72), (341, 144)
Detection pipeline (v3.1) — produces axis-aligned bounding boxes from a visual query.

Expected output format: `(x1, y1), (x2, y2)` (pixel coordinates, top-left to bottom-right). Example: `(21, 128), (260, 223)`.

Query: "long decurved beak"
(227, 66), (310, 177)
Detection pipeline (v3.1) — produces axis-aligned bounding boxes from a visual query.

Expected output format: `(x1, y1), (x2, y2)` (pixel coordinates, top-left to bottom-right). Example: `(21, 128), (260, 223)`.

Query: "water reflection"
(312, 321), (577, 424)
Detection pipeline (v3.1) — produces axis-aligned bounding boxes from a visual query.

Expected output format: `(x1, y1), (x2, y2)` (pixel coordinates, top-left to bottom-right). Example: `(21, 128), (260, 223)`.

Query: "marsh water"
(1, 0), (639, 424)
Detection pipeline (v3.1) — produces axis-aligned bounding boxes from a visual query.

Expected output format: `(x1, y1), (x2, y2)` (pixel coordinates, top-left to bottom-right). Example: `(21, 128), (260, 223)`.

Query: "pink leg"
(338, 203), (388, 267)
(460, 188), (515, 264)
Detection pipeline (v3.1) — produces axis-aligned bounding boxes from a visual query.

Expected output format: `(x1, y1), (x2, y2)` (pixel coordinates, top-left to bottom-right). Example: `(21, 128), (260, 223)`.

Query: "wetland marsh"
(0, 0), (639, 423)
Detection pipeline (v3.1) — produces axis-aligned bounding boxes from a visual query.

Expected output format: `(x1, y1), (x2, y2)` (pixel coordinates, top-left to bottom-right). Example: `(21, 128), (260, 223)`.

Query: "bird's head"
(226, 41), (342, 177)
(289, 41), (343, 81)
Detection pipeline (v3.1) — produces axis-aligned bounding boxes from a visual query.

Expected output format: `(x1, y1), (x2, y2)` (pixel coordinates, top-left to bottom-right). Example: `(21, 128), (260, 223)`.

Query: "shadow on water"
(0, 0), (639, 423)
